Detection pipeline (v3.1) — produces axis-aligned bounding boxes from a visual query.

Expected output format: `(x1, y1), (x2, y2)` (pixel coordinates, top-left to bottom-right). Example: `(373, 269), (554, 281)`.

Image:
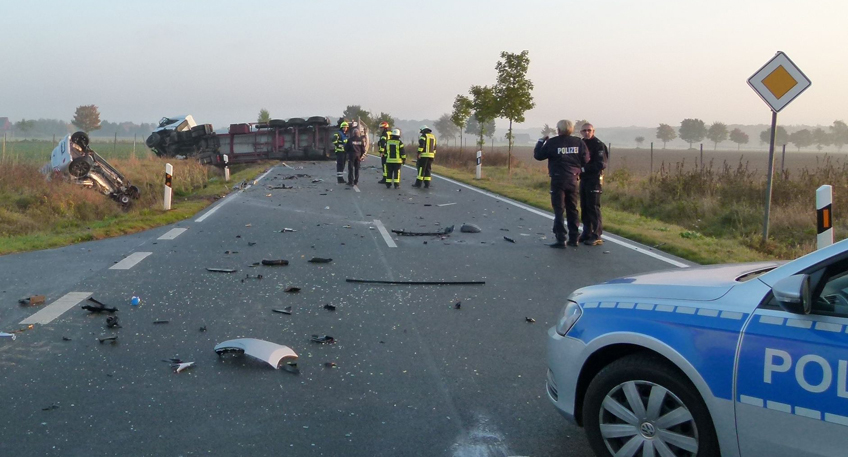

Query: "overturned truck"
(145, 115), (341, 165)
(50, 132), (140, 206)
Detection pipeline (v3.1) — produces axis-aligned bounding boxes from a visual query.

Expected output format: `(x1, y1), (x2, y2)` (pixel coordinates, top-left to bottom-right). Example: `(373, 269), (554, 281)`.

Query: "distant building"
(0, 117), (11, 132)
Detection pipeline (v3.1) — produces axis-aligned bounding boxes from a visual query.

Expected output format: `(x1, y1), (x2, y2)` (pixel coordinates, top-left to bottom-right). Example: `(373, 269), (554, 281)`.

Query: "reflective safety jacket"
(385, 135), (406, 164)
(418, 130), (436, 158)
(333, 129), (348, 153)
(378, 129), (389, 156)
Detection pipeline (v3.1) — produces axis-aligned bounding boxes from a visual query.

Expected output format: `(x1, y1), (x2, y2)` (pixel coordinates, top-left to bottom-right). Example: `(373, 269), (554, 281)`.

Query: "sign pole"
(762, 111), (778, 242)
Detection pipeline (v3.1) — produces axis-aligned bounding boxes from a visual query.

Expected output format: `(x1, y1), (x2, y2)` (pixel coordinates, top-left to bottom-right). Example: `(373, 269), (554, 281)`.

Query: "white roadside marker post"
(817, 185), (833, 250)
(164, 163), (173, 211)
(223, 154), (230, 182)
(475, 150), (482, 180)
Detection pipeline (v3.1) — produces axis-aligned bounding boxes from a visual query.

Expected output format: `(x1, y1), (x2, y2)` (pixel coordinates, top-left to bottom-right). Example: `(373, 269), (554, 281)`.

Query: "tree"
(434, 113), (459, 146)
(656, 124), (677, 149)
(813, 127), (832, 151)
(831, 120), (848, 152)
(729, 128), (749, 150)
(706, 122), (728, 150)
(468, 85), (499, 149)
(371, 112), (395, 132)
(342, 105), (372, 129)
(494, 50), (535, 172)
(71, 105), (102, 132)
(788, 129), (814, 151)
(541, 124), (556, 137)
(678, 118), (707, 149)
(15, 119), (36, 136)
(759, 126), (788, 147)
(450, 95), (473, 153)
(635, 136), (645, 148)
(257, 109), (271, 123)
(465, 115), (496, 146)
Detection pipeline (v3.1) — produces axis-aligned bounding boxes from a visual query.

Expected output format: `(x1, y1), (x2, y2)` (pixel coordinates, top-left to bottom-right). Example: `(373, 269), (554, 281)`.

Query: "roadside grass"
(0, 155), (269, 255)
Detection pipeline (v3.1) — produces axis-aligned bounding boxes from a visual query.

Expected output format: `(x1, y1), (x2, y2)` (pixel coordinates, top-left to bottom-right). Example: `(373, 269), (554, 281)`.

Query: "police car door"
(735, 256), (848, 456)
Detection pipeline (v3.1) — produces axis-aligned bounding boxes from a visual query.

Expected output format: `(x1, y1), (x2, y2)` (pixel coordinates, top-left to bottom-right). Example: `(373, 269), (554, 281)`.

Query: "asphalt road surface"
(0, 157), (691, 457)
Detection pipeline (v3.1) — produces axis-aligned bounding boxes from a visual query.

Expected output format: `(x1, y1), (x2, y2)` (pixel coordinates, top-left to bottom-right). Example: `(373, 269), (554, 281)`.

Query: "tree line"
(652, 119), (848, 152)
(3, 105), (156, 138)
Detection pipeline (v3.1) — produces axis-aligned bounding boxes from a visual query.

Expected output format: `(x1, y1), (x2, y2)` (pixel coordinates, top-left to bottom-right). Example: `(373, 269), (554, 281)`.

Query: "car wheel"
(582, 354), (718, 457)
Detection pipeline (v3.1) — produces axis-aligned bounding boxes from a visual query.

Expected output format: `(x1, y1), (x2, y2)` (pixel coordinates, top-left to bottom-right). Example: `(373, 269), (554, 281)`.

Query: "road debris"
(106, 316), (121, 328)
(343, 225), (352, 229)
(42, 404), (60, 411)
(525, 317), (536, 323)
(460, 223), (481, 233)
(245, 224), (252, 227)
(279, 228), (297, 233)
(284, 286), (301, 293)
(261, 259), (289, 266)
(207, 268), (237, 273)
(391, 225), (455, 236)
(324, 304), (337, 311)
(311, 335), (336, 344)
(98, 336), (118, 344)
(214, 338), (299, 369)
(173, 361), (194, 373)
(437, 203), (457, 207)
(247, 242), (257, 246)
(153, 320), (169, 325)
(346, 279), (485, 286)
(82, 298), (118, 313)
(224, 250), (239, 254)
(62, 336), (72, 341)
(18, 295), (46, 306)
(311, 179), (323, 183)
(308, 257), (333, 263)
(241, 274), (264, 282)
(273, 306), (293, 315)
(503, 236), (516, 243)
(454, 302), (461, 309)
(267, 184), (293, 190)
(324, 362), (337, 368)
(199, 326), (207, 332)
(1, 332), (16, 340)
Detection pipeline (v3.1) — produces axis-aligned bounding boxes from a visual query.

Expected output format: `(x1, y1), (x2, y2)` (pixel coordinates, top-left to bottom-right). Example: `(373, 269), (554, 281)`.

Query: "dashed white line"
(109, 252), (152, 270)
(20, 292), (92, 325)
(158, 228), (187, 240)
(373, 219), (397, 248)
(354, 185), (361, 193)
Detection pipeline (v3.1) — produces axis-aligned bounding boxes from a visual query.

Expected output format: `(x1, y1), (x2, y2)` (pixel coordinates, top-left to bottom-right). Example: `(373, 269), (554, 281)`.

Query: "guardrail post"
(475, 150), (482, 179)
(223, 154), (230, 182)
(817, 185), (833, 250)
(164, 163), (173, 210)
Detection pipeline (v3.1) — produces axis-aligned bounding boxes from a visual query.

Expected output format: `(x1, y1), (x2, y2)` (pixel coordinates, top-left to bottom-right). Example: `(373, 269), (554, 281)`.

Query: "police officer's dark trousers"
(347, 152), (360, 184)
(551, 177), (579, 243)
(336, 152), (347, 183)
(580, 178), (602, 241)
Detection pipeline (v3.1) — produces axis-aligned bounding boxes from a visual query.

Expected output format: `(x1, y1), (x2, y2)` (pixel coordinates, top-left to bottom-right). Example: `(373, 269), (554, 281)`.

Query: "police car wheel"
(582, 354), (718, 457)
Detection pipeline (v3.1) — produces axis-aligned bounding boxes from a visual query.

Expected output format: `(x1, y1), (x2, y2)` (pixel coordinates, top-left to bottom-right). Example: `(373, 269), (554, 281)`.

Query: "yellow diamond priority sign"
(748, 51), (811, 113)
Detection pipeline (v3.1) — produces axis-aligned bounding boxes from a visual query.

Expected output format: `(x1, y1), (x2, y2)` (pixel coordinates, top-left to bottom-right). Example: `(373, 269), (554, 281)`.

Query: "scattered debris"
(82, 298), (118, 313)
(153, 320), (169, 325)
(247, 242), (257, 246)
(273, 306), (293, 315)
(224, 250), (239, 254)
(62, 336), (72, 341)
(42, 404), (60, 411)
(424, 204), (432, 207)
(267, 184), (293, 190)
(106, 316), (121, 328)
(324, 362), (337, 368)
(173, 361), (195, 373)
(308, 257), (333, 263)
(346, 279), (485, 286)
(324, 304), (337, 311)
(311, 179), (323, 183)
(280, 228), (297, 233)
(262, 259), (289, 266)
(98, 336), (118, 344)
(245, 224), (252, 227)
(392, 225), (455, 236)
(207, 268), (237, 273)
(342, 225), (352, 229)
(18, 295), (46, 306)
(437, 203), (456, 207)
(504, 236), (516, 243)
(454, 302), (461, 309)
(199, 326), (207, 332)
(526, 317), (536, 323)
(214, 338), (299, 369)
(284, 287), (300, 293)
(241, 274), (264, 282)
(460, 223), (482, 233)
(1, 332), (16, 340)
(310, 335), (336, 344)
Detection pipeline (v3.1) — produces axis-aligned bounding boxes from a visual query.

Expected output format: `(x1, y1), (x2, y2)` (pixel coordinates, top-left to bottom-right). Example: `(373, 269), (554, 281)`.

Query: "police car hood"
(575, 261), (782, 302)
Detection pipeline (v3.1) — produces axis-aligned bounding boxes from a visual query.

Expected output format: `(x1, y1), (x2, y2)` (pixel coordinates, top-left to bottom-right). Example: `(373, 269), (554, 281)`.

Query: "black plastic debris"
(460, 223), (481, 233)
(18, 295), (45, 306)
(83, 298), (118, 313)
(207, 268), (237, 273)
(62, 336), (72, 341)
(241, 274), (264, 282)
(279, 228), (297, 233)
(98, 336), (118, 344)
(284, 287), (300, 293)
(262, 259), (289, 266)
(311, 179), (323, 183)
(199, 326), (207, 332)
(247, 242), (257, 246)
(310, 335), (335, 344)
(504, 236), (516, 243)
(346, 279), (485, 286)
(324, 362), (337, 368)
(282, 361), (300, 374)
(273, 306), (293, 315)
(153, 320), (169, 325)
(324, 304), (337, 311)
(42, 404), (59, 411)
(391, 225), (455, 236)
(106, 316), (121, 328)
(268, 184), (293, 190)
(526, 317), (536, 323)
(308, 257), (333, 263)
(454, 302), (461, 309)
(224, 250), (239, 254)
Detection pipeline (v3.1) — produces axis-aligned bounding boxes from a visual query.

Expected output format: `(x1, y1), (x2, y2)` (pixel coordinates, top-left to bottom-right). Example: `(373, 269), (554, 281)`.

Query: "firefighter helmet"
(340, 122), (349, 128)
(379, 121), (390, 129)
(391, 129), (401, 136)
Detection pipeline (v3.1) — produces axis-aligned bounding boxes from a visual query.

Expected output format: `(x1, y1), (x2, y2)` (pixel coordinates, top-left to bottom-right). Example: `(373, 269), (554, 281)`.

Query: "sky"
(1, 0), (846, 130)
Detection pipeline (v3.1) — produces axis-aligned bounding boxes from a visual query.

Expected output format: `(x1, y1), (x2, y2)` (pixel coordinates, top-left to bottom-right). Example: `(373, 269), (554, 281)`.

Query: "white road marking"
(195, 194), (235, 222)
(20, 292), (92, 325)
(408, 165), (690, 269)
(373, 219), (397, 248)
(109, 252), (152, 270)
(254, 168), (273, 183)
(437, 202), (456, 207)
(158, 228), (187, 240)
(354, 185), (361, 193)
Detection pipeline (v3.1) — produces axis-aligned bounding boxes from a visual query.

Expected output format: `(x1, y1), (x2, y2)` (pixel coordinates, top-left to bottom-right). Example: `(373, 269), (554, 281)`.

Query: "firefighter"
(384, 128), (406, 189)
(578, 123), (607, 245)
(377, 121), (390, 184)
(333, 121), (349, 183)
(413, 126), (436, 188)
(533, 120), (590, 248)
(345, 127), (366, 186)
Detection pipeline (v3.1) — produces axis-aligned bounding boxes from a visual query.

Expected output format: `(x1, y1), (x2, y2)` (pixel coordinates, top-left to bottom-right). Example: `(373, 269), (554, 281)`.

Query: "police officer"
(413, 126), (436, 188)
(579, 123), (608, 245)
(345, 127), (366, 186)
(384, 128), (406, 189)
(377, 121), (390, 184)
(534, 120), (590, 248)
(333, 120), (349, 183)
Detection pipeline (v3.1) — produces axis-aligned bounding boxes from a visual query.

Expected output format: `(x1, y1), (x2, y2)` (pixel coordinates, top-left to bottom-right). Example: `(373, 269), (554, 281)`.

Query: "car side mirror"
(772, 274), (812, 315)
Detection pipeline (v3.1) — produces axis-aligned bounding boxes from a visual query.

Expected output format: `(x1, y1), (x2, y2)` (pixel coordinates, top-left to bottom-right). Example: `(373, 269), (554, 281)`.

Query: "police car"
(547, 239), (848, 457)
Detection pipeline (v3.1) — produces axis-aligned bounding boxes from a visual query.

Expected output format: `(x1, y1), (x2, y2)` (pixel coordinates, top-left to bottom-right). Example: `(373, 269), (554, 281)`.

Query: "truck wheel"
(307, 116), (329, 126)
(127, 186), (140, 199)
(287, 118), (305, 127)
(269, 119), (287, 129)
(582, 354), (718, 457)
(191, 125), (206, 138)
(146, 133), (161, 148)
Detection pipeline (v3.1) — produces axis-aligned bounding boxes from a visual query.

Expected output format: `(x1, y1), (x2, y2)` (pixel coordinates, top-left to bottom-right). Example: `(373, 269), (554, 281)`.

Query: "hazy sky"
(2, 0), (846, 130)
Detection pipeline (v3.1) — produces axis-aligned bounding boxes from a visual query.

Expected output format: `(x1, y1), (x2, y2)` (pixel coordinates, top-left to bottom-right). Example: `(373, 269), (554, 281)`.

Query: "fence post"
(607, 143), (612, 173)
(650, 142), (654, 181)
(780, 144), (786, 176)
(133, 134), (137, 158)
(2, 133), (5, 161)
(164, 163), (173, 210)
(475, 150), (482, 180)
(114, 132), (117, 155)
(817, 185), (833, 250)
(700, 143), (704, 171)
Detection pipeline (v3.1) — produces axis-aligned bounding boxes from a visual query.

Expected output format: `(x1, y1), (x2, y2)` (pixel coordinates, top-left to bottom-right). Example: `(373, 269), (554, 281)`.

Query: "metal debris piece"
(153, 320), (169, 324)
(18, 295), (46, 306)
(308, 257), (333, 263)
(214, 338), (299, 369)
(311, 335), (335, 344)
(173, 362), (195, 373)
(98, 336), (118, 344)
(284, 287), (300, 293)
(437, 203), (456, 207)
(454, 302), (461, 309)
(280, 228), (297, 233)
(106, 316), (121, 328)
(391, 225), (455, 237)
(42, 404), (59, 411)
(273, 306), (293, 315)
(504, 236), (516, 243)
(324, 304), (337, 311)
(241, 274), (264, 282)
(460, 223), (481, 233)
(207, 268), (237, 273)
(346, 279), (485, 286)
(1, 332), (16, 340)
(525, 317), (536, 323)
(262, 259), (289, 266)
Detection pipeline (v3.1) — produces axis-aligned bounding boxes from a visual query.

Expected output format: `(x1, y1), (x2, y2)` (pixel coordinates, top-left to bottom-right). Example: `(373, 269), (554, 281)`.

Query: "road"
(0, 157), (691, 457)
